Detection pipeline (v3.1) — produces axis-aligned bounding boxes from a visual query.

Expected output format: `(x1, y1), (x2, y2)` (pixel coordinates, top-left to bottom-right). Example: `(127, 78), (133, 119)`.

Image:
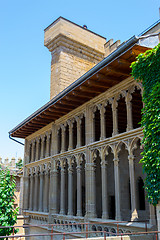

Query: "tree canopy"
(0, 167), (19, 238)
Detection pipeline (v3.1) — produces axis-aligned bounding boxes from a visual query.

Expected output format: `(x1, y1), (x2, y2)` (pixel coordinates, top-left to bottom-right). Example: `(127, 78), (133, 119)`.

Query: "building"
(9, 17), (160, 238)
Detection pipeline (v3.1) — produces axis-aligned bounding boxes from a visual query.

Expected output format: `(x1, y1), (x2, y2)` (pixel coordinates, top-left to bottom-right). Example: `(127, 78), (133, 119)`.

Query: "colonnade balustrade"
(27, 164), (50, 213)
(28, 131), (52, 163)
(24, 136), (157, 223)
(27, 84), (143, 163)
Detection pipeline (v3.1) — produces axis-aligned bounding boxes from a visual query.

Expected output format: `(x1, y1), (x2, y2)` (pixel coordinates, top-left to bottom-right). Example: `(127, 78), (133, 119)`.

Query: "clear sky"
(0, 0), (159, 161)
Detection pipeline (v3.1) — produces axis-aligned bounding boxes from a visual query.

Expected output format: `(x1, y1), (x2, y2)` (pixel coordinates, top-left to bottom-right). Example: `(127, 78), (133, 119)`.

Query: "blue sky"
(0, 0), (159, 161)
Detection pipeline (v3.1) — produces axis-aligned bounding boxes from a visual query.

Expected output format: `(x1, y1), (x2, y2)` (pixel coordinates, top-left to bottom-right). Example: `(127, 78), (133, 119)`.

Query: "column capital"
(113, 157), (119, 166)
(128, 154), (134, 162)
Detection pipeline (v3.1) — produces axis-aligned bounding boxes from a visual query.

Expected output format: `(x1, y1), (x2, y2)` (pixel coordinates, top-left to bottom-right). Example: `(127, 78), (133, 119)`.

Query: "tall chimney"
(44, 17), (106, 99)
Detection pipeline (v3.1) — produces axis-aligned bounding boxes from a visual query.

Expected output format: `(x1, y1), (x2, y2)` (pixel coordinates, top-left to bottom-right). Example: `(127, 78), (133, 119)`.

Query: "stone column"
(126, 93), (133, 131)
(60, 164), (65, 214)
(128, 154), (138, 221)
(110, 98), (118, 136)
(101, 159), (109, 219)
(43, 167), (49, 212)
(61, 125), (65, 153)
(46, 133), (50, 157)
(114, 158), (121, 220)
(40, 136), (44, 159)
(39, 170), (44, 212)
(85, 162), (96, 218)
(19, 174), (23, 214)
(76, 117), (82, 148)
(149, 204), (156, 225)
(35, 138), (39, 161)
(68, 165), (73, 215)
(99, 104), (106, 140)
(34, 170), (39, 211)
(77, 165), (82, 216)
(23, 168), (29, 211)
(49, 162), (58, 214)
(31, 140), (35, 162)
(29, 171), (34, 211)
(68, 120), (73, 150)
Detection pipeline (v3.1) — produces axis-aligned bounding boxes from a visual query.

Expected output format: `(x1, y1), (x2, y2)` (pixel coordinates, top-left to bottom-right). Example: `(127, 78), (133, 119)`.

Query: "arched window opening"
(65, 124), (69, 151)
(118, 96), (127, 134)
(105, 104), (113, 138)
(72, 121), (77, 149)
(81, 116), (85, 146)
(57, 128), (62, 153)
(138, 177), (145, 210)
(131, 88), (143, 129)
(94, 108), (101, 141)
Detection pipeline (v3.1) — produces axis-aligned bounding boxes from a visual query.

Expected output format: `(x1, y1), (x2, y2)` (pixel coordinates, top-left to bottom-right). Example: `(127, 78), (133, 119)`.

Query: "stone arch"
(116, 141), (129, 158)
(129, 137), (143, 156)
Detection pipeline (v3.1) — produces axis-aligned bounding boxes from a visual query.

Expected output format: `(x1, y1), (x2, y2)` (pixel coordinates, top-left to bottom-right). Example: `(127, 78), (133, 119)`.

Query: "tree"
(0, 167), (19, 239)
(16, 159), (23, 170)
(131, 44), (160, 205)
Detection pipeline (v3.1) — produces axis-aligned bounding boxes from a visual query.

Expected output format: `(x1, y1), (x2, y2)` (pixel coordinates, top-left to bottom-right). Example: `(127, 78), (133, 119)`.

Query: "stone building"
(9, 18), (160, 237)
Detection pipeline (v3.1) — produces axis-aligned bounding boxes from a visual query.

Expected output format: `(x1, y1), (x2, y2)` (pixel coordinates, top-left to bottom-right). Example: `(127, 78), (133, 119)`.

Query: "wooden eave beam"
(106, 67), (130, 77)
(79, 86), (102, 93)
(73, 90), (96, 98)
(91, 73), (120, 84)
(87, 80), (109, 89)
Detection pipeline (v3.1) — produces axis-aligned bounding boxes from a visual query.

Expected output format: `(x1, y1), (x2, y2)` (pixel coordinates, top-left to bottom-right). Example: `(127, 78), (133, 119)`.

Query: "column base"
(102, 213), (109, 219)
(76, 211), (82, 217)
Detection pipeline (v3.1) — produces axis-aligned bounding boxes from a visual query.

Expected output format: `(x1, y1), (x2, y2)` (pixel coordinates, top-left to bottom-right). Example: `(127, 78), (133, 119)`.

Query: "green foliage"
(16, 159), (23, 170)
(131, 44), (160, 205)
(0, 168), (19, 238)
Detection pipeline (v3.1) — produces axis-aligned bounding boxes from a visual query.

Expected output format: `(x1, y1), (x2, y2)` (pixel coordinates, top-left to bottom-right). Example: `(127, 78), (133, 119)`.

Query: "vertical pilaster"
(60, 163), (65, 214)
(19, 174), (23, 214)
(39, 169), (44, 212)
(114, 158), (121, 220)
(77, 165), (82, 216)
(128, 154), (138, 221)
(101, 156), (109, 219)
(68, 165), (73, 215)
(126, 93), (133, 131)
